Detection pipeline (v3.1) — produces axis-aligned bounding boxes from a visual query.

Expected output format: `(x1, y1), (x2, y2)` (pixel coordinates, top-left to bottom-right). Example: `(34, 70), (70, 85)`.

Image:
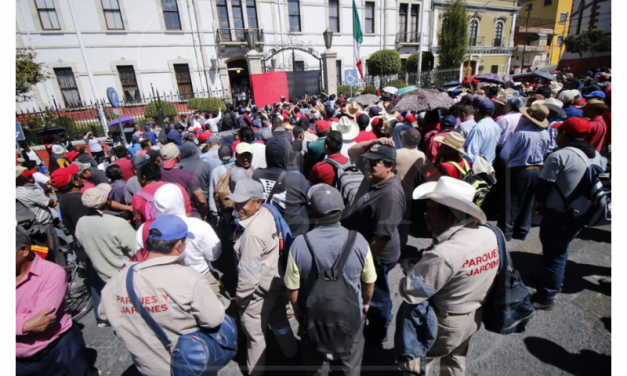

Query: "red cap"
(472, 79), (479, 85)
(315, 120), (331, 133)
(371, 117), (381, 127)
(66, 151), (79, 161)
(405, 114), (416, 124)
(552, 117), (591, 138)
(50, 164), (79, 189)
(21, 170), (36, 178)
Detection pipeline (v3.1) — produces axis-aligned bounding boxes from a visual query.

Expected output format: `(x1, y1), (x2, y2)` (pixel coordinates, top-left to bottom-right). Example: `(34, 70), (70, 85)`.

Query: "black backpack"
(221, 112), (236, 130)
(157, 128), (168, 145)
(482, 223), (535, 334)
(303, 231), (362, 357)
(16, 200), (45, 237)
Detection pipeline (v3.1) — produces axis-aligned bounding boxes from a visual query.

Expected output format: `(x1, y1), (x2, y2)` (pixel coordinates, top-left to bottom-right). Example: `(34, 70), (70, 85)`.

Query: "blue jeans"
(538, 209), (585, 301)
(17, 324), (91, 376)
(83, 259), (105, 321)
(367, 261), (398, 343)
(498, 168), (540, 239)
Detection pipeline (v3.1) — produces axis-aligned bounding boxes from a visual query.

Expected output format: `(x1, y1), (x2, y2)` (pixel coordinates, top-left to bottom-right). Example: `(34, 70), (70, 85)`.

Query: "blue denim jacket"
(394, 300), (437, 371)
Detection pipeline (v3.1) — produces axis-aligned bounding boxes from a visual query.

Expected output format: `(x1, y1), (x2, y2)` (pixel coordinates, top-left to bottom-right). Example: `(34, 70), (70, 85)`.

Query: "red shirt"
(113, 158), (134, 181)
(353, 130), (377, 143)
(309, 153), (349, 186)
(424, 156), (469, 182)
(602, 111), (611, 147)
(585, 115), (607, 152)
(197, 130), (214, 143)
(131, 181), (192, 225)
(425, 129), (452, 164)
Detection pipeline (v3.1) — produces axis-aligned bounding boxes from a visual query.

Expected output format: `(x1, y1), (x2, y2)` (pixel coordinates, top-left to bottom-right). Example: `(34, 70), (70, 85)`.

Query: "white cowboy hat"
(412, 176), (487, 224)
(333, 116), (360, 141)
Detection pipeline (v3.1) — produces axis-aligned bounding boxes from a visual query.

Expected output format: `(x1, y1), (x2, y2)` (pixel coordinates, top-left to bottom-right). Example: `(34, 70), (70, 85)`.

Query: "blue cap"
(131, 135), (140, 142)
(207, 136), (219, 143)
(441, 115), (457, 128)
(369, 107), (380, 116)
(477, 100), (495, 115)
(252, 119), (261, 127)
(583, 90), (606, 99)
(148, 215), (195, 241)
(240, 108), (246, 113)
(144, 124), (151, 130)
(508, 97), (526, 111)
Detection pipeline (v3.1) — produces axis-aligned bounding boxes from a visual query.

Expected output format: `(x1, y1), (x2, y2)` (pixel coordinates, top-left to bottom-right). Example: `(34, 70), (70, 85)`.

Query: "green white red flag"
(353, 0), (364, 80)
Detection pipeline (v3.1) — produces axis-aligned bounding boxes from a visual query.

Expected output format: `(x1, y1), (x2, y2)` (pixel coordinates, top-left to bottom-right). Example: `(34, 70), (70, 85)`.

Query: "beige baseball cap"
(161, 143), (180, 168)
(81, 183), (112, 210)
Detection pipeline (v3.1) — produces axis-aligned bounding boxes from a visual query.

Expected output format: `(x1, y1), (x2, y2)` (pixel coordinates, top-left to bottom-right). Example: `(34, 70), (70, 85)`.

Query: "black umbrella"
(36, 127), (66, 135)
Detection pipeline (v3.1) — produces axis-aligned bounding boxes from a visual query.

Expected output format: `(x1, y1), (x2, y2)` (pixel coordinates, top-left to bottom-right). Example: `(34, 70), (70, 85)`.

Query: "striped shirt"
(16, 185), (53, 224)
(499, 124), (551, 168)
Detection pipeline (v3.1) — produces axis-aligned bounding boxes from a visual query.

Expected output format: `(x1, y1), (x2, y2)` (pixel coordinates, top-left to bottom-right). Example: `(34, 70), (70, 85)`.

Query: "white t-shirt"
(250, 143), (267, 170)
(85, 137), (103, 153)
(32, 172), (50, 192)
(25, 150), (42, 165)
(51, 144), (67, 155)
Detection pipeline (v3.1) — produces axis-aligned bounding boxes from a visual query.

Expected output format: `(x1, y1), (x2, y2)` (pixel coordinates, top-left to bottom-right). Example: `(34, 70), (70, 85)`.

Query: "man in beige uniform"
(98, 215), (225, 375)
(226, 179), (297, 376)
(398, 177), (499, 376)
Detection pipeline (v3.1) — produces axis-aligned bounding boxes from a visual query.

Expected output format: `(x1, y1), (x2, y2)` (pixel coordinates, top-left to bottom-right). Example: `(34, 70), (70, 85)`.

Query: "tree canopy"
(437, 0), (469, 68)
(564, 28), (611, 60)
(366, 50), (402, 76)
(16, 49), (48, 102)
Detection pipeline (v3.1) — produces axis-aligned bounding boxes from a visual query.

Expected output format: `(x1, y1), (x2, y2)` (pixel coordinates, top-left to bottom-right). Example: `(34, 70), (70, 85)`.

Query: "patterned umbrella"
(391, 89), (453, 112)
(475, 73), (505, 84)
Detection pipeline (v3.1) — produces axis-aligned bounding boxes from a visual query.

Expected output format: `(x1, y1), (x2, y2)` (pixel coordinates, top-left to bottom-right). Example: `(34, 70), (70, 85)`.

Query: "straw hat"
(520, 103), (550, 128)
(332, 116), (360, 141)
(412, 176), (487, 224)
(433, 131), (466, 155)
(347, 101), (363, 116)
(533, 98), (566, 118)
(582, 98), (609, 112)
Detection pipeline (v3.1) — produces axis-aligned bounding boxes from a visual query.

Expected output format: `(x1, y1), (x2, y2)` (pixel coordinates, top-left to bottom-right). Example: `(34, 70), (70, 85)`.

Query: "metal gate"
(286, 70), (321, 100)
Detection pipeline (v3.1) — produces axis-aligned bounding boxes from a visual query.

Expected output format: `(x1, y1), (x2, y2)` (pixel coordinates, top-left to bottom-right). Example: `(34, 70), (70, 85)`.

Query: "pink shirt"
(16, 255), (72, 358)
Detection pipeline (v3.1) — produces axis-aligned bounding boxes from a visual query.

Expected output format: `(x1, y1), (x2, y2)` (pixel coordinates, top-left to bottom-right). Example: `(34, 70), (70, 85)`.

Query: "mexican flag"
(353, 0), (364, 80)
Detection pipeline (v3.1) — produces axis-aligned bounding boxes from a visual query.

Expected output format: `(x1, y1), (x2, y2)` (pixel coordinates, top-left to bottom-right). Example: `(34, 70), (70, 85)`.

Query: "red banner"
(250, 72), (289, 108)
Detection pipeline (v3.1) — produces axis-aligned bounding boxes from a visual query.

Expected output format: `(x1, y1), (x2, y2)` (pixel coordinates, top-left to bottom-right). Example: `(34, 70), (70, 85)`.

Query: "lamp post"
(323, 28), (334, 50)
(245, 27), (256, 50)
(520, 4), (534, 73)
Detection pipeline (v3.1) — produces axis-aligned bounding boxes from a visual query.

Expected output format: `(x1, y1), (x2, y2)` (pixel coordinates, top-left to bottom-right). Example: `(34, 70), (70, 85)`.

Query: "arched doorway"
(227, 58), (251, 105)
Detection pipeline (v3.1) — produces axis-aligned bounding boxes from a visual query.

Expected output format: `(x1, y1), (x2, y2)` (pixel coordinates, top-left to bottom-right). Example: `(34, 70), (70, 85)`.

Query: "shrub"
(384, 79), (408, 89)
(406, 52), (436, 72)
(144, 100), (178, 120)
(362, 85), (377, 94)
(366, 50), (402, 77)
(27, 115), (43, 131)
(337, 85), (359, 96)
(187, 97), (201, 109)
(199, 98), (227, 113)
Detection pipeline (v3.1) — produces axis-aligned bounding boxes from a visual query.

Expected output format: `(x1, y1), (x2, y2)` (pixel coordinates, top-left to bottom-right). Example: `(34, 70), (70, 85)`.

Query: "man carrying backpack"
(533, 117), (606, 310)
(308, 130), (350, 186)
(399, 177), (498, 376)
(226, 179), (298, 376)
(285, 183), (376, 376)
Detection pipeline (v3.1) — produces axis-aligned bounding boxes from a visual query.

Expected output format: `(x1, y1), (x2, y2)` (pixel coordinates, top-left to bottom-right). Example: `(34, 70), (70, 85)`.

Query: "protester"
(51, 164), (89, 238)
(20, 142), (43, 166)
(498, 103), (551, 241)
(496, 97), (526, 148)
(98, 215), (226, 375)
(16, 226), (93, 376)
(534, 118), (605, 310)
(106, 164), (127, 205)
(285, 183), (376, 375)
(346, 139), (405, 344)
(453, 105), (476, 138)
(425, 132), (470, 181)
(581, 99), (608, 152)
(308, 130), (350, 186)
(464, 101), (502, 164)
(112, 146), (134, 181)
(200, 136), (223, 169)
(399, 177), (498, 375)
(178, 141), (212, 201)
(557, 90), (583, 119)
(226, 179), (298, 375)
(424, 115), (456, 164)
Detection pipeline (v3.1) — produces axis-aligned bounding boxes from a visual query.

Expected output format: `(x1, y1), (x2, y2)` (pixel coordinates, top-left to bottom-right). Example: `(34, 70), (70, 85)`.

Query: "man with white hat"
(398, 177), (499, 376)
(557, 90), (583, 119)
(333, 116), (359, 162)
(226, 179), (298, 376)
(498, 103), (551, 241)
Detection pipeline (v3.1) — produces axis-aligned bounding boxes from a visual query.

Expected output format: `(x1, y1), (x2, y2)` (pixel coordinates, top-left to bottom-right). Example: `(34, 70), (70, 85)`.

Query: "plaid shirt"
(499, 124), (551, 168)
(16, 184), (53, 224)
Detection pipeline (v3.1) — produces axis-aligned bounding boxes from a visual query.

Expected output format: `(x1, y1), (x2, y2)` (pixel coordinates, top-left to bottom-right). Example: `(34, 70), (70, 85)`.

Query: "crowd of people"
(16, 68), (610, 376)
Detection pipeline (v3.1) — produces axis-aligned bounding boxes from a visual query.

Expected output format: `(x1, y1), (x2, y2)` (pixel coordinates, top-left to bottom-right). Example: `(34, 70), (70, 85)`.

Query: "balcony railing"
(468, 36), (485, 46)
(493, 38), (505, 47)
(396, 31), (420, 44)
(216, 28), (264, 44)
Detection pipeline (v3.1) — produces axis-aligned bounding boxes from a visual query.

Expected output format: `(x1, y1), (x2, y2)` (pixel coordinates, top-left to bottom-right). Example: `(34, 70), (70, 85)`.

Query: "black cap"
(363, 144), (396, 161)
(147, 149), (161, 163)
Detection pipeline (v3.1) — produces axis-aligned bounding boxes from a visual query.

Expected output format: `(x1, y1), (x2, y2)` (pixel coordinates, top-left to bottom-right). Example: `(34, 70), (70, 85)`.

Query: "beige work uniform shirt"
(234, 207), (284, 308)
(98, 254), (225, 376)
(399, 219), (499, 315)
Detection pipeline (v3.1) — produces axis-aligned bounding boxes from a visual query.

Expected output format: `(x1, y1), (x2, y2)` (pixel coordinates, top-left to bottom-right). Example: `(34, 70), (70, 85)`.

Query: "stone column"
(218, 58), (230, 95)
(322, 49), (338, 95)
(246, 50), (264, 75)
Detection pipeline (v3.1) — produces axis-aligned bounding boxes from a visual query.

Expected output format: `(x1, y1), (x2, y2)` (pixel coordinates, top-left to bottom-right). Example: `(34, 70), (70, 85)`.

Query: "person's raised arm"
(348, 137), (395, 164)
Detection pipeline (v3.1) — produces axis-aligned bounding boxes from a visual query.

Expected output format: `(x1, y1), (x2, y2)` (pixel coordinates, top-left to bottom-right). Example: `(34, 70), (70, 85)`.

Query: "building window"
(117, 65), (141, 102)
(365, 2), (375, 33)
(161, 0), (181, 30)
(329, 0), (340, 33)
(494, 21), (504, 47)
(559, 12), (568, 25)
(232, 0), (245, 40)
(288, 0), (301, 32)
(336, 60), (342, 84)
(491, 65), (498, 74)
(102, 0), (124, 30)
(294, 61), (305, 71)
(216, 0), (231, 41)
(469, 19), (479, 46)
(401, 59), (407, 73)
(576, 1), (584, 34)
(544, 0), (552, 5)
(54, 68), (82, 108)
(410, 4), (419, 42)
(174, 64), (194, 100)
(246, 0), (258, 29)
(35, 0), (60, 30)
(556, 35), (563, 47)
(399, 4), (408, 41)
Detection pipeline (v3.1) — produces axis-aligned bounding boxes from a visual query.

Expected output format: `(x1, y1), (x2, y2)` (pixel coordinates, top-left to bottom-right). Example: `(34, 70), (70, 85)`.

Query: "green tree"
(16, 48), (48, 102)
(144, 100), (178, 120)
(406, 52), (436, 72)
(366, 50), (402, 76)
(564, 28), (611, 67)
(437, 0), (468, 68)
